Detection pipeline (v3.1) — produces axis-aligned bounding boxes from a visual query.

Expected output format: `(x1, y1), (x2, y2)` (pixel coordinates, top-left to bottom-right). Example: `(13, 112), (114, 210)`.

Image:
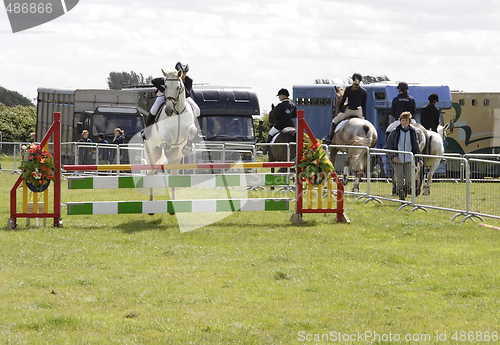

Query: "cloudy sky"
(1, 0), (500, 113)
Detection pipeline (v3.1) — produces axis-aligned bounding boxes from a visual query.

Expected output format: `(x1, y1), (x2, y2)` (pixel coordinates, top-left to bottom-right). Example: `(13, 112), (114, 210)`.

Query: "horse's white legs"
(353, 176), (360, 193)
(423, 158), (440, 195)
(342, 165), (349, 185)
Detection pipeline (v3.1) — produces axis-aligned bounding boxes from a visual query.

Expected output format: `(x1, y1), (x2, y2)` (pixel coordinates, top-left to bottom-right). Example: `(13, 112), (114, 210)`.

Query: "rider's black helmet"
(397, 81), (409, 91)
(428, 93), (439, 102)
(276, 88), (290, 97)
(175, 61), (189, 73)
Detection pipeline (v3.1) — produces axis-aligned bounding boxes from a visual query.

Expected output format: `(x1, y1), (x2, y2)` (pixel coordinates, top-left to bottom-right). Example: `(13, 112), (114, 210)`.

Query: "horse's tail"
(347, 135), (371, 147)
(347, 135), (371, 171)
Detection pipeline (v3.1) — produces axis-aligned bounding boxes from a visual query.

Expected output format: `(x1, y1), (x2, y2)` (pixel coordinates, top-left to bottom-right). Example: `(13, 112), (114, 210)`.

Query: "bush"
(0, 103), (36, 143)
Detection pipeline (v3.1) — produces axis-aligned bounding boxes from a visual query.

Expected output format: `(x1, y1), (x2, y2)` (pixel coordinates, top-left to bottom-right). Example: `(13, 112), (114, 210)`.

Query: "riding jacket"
(338, 85), (367, 117)
(420, 103), (441, 132)
(272, 98), (297, 130)
(391, 93), (416, 119)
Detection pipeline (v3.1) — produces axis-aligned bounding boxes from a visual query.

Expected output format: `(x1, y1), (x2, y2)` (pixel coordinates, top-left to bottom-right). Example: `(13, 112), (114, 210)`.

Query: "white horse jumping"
(144, 69), (197, 166)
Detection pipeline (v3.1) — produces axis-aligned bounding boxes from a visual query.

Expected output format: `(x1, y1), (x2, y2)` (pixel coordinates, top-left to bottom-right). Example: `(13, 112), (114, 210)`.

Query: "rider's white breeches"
(151, 93), (165, 116)
(333, 107), (363, 124)
(269, 126), (280, 136)
(151, 93), (200, 119)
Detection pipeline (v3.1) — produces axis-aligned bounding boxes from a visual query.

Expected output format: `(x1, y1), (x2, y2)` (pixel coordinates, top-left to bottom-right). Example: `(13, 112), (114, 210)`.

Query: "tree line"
(0, 86), (36, 143)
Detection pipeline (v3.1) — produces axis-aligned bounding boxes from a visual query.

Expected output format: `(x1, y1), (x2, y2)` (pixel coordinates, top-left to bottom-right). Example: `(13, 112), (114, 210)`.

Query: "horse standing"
(421, 127), (445, 195)
(330, 117), (378, 192)
(267, 104), (296, 171)
(144, 69), (197, 166)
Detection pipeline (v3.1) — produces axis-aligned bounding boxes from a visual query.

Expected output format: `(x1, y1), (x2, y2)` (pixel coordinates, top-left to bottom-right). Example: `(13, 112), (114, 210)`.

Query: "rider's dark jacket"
(391, 93), (416, 119)
(152, 76), (193, 98)
(339, 85), (367, 117)
(272, 98), (297, 130)
(420, 103), (441, 132)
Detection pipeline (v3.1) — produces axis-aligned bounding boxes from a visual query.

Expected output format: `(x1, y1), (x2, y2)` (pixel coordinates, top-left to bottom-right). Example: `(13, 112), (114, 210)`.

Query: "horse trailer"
(445, 91), (500, 177)
(292, 83), (453, 176)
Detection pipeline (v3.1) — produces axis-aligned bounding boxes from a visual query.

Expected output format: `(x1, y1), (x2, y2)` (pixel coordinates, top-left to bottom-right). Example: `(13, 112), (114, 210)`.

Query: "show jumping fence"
(9, 110), (347, 228)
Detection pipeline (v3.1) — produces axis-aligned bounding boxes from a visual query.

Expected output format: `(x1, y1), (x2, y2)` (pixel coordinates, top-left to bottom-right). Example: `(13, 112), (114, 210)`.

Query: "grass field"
(1, 163), (500, 344)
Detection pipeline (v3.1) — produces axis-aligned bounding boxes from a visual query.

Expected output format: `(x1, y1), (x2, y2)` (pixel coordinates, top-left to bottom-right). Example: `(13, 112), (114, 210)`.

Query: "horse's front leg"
(182, 125), (197, 156)
(342, 157), (350, 186)
(352, 171), (364, 193)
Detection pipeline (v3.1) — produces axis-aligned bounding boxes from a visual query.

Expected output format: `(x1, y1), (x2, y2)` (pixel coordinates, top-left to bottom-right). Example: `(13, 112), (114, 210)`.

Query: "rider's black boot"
(141, 113), (156, 140)
(325, 121), (337, 144)
(262, 134), (273, 155)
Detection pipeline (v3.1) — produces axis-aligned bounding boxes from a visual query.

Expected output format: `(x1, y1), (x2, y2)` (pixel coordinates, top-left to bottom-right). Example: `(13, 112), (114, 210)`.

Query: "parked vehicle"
(293, 83), (453, 176)
(445, 91), (500, 177)
(36, 88), (147, 164)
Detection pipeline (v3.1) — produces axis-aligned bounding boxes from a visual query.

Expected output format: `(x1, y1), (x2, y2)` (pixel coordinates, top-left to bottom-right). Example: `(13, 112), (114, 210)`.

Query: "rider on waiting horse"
(324, 73), (367, 145)
(142, 61), (200, 140)
(263, 88), (297, 155)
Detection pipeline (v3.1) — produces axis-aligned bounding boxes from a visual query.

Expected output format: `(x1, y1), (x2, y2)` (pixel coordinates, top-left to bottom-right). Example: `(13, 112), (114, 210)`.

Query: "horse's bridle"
(163, 77), (186, 116)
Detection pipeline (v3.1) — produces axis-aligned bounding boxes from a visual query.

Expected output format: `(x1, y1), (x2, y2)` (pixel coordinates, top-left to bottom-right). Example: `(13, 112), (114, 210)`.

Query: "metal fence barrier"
(325, 145), (500, 221)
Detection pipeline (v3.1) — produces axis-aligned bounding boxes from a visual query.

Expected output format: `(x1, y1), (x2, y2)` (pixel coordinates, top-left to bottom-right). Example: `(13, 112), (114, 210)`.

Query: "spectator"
(97, 133), (110, 164)
(112, 128), (125, 163)
(78, 130), (93, 165)
(30, 132), (36, 143)
(385, 112), (423, 201)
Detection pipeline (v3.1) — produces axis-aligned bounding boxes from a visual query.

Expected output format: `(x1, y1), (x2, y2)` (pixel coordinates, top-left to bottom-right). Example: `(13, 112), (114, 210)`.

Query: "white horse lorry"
(36, 86), (259, 166)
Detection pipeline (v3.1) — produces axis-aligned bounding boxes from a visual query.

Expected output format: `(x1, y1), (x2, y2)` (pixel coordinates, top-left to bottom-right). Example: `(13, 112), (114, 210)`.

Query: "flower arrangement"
(19, 143), (56, 192)
(296, 134), (334, 184)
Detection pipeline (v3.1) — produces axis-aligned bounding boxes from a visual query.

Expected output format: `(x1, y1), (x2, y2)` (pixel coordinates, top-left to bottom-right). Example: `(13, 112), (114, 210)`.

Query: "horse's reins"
(163, 77), (187, 116)
(153, 77), (188, 146)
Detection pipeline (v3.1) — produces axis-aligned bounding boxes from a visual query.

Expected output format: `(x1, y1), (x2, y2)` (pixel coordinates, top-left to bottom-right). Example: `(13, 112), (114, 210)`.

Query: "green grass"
(1, 170), (499, 344)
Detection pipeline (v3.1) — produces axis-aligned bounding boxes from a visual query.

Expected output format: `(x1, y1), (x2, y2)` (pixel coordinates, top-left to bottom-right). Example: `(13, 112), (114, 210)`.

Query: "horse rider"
(324, 73), (367, 145)
(142, 61), (200, 140)
(263, 88), (297, 154)
(420, 93), (441, 132)
(391, 81), (416, 121)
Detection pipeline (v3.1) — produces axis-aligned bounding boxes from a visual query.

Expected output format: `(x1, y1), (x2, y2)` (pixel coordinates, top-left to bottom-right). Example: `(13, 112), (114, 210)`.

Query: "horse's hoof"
(161, 143), (172, 153)
(182, 144), (194, 156)
(352, 186), (359, 193)
(423, 186), (430, 195)
(342, 176), (349, 185)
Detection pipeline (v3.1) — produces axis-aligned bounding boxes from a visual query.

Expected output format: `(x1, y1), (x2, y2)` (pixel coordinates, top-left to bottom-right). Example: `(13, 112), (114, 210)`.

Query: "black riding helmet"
(397, 81), (409, 91)
(428, 93), (439, 102)
(175, 61), (189, 73)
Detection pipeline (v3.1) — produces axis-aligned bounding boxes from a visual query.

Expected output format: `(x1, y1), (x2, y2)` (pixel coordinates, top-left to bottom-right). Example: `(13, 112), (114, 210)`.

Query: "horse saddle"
(334, 119), (349, 133)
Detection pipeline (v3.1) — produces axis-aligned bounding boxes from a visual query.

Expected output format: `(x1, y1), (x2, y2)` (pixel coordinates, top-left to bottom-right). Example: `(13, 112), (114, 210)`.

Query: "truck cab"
(189, 85), (259, 163)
